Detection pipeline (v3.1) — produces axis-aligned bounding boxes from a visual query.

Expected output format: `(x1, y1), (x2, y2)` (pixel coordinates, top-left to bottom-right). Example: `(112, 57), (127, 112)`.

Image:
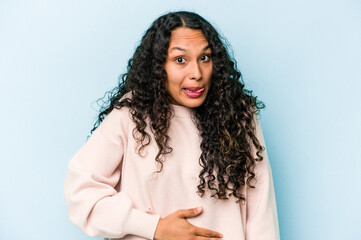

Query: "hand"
(153, 207), (223, 240)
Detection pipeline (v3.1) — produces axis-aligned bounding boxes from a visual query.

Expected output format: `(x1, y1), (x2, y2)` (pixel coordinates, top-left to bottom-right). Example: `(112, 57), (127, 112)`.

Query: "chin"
(182, 98), (205, 108)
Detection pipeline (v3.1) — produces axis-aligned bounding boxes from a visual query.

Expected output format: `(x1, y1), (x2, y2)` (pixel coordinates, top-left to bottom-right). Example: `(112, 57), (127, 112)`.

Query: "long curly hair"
(91, 11), (265, 202)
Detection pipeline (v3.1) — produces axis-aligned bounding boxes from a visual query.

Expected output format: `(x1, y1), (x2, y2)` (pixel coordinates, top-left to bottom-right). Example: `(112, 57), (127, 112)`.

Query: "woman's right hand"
(153, 207), (223, 240)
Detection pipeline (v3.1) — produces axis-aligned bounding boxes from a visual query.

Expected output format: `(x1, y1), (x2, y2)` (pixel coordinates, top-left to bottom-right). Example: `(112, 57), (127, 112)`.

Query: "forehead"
(168, 28), (209, 49)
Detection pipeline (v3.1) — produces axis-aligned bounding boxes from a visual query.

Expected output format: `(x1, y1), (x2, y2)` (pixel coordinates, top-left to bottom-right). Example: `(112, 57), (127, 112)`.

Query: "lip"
(185, 87), (204, 92)
(183, 87), (205, 98)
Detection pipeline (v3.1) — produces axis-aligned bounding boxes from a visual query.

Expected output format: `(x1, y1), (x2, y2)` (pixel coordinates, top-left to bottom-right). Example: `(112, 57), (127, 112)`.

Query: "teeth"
(184, 89), (194, 92)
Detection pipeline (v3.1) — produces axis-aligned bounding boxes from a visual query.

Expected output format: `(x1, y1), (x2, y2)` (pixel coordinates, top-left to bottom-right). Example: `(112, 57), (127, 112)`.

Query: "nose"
(188, 61), (202, 80)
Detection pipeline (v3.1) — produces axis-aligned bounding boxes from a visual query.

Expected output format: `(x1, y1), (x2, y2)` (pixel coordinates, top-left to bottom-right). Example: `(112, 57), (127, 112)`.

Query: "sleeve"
(64, 107), (160, 239)
(241, 116), (280, 240)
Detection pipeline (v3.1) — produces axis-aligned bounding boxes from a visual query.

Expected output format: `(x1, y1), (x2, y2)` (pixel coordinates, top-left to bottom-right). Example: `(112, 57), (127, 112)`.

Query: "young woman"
(64, 11), (279, 240)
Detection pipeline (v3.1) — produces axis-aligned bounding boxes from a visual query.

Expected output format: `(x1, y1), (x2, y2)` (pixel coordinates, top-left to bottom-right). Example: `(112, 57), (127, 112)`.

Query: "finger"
(195, 237), (223, 240)
(194, 226), (223, 238)
(176, 207), (203, 218)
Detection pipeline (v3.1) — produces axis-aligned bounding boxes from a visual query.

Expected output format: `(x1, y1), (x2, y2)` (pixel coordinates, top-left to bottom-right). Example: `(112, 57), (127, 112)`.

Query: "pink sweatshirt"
(64, 104), (279, 240)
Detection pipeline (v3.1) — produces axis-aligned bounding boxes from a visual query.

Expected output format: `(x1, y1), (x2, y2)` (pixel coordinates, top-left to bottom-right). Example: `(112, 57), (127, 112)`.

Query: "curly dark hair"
(91, 11), (265, 202)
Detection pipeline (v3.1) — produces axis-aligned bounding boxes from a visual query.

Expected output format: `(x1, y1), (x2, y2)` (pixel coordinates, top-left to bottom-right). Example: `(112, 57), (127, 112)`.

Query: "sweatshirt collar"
(171, 104), (195, 118)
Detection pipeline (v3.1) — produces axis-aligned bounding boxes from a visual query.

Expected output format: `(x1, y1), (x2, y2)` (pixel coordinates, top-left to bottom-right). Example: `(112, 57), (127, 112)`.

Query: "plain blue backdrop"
(1, 0), (360, 239)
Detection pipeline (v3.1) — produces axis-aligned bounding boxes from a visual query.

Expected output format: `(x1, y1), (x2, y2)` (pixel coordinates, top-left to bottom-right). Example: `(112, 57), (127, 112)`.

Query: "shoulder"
(98, 107), (131, 134)
(94, 93), (134, 143)
(98, 91), (134, 129)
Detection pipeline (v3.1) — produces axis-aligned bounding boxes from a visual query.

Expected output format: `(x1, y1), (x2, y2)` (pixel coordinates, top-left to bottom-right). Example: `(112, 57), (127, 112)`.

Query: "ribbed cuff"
(124, 208), (160, 239)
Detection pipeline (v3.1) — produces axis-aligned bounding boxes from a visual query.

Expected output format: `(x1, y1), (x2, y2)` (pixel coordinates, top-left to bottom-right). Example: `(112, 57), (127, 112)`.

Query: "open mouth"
(183, 87), (204, 93)
(183, 87), (205, 98)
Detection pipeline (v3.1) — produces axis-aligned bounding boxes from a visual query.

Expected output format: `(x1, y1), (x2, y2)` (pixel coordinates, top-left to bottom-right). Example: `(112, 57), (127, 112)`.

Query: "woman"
(64, 11), (279, 240)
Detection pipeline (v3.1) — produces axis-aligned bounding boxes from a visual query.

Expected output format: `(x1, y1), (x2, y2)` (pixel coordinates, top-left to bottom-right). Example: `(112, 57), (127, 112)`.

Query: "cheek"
(166, 70), (183, 88)
(205, 66), (213, 85)
(165, 75), (181, 97)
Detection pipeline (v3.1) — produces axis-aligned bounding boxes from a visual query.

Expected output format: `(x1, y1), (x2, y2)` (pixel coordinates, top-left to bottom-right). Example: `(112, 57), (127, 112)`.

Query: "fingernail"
(197, 207), (202, 212)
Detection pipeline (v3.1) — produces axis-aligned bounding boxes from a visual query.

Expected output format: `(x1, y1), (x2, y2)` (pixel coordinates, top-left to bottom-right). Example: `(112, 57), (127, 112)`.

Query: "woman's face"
(164, 27), (212, 108)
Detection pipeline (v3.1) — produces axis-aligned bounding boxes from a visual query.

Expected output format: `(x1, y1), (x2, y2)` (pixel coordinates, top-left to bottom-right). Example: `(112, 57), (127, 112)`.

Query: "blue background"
(1, 0), (360, 239)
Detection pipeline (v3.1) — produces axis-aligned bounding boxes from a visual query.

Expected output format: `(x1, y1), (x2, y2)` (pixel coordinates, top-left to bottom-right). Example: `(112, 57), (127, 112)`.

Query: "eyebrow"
(169, 45), (210, 52)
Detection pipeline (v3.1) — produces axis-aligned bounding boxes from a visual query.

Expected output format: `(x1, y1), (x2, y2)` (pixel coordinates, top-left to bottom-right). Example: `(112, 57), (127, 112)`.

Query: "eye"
(175, 57), (186, 64)
(200, 55), (211, 62)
